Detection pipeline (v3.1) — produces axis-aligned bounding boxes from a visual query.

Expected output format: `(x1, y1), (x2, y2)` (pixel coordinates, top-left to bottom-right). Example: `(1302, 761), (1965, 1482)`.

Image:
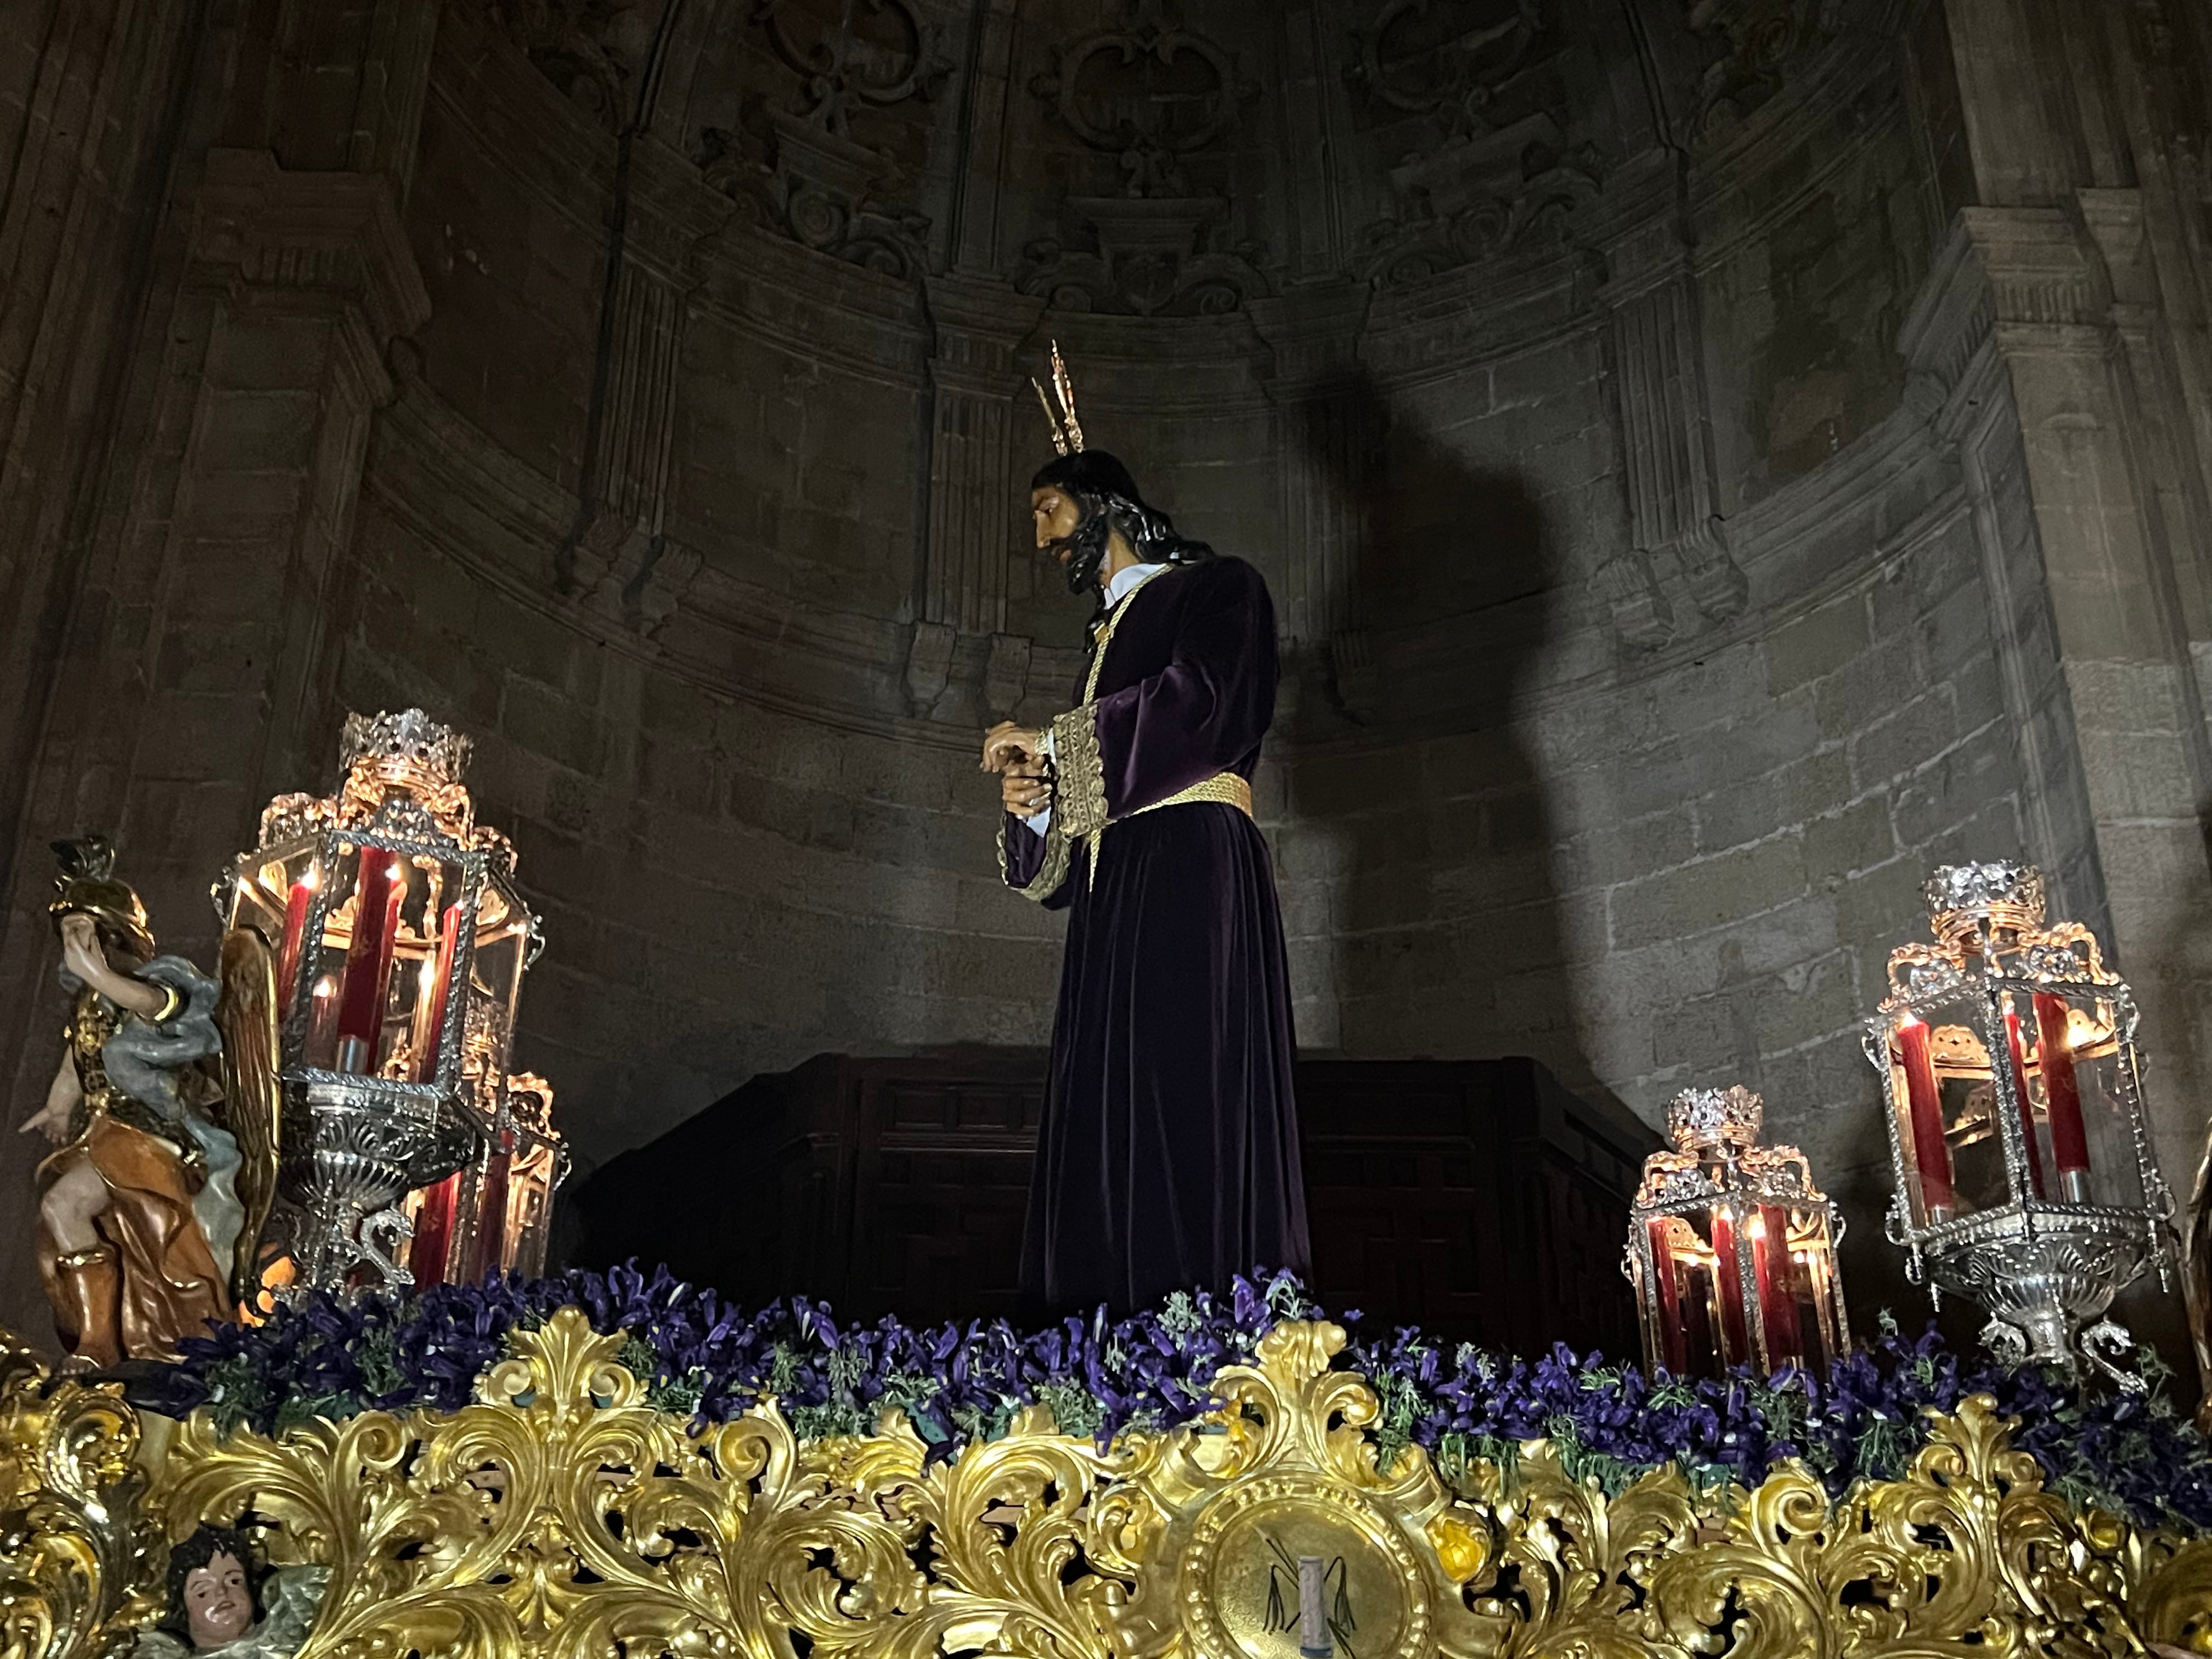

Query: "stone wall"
(1, 0), (2209, 1368)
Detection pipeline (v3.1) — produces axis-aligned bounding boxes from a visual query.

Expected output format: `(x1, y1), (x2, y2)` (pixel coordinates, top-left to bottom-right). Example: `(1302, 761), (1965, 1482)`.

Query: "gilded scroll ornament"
(4, 1313), (2209, 1659)
(0, 1331), (162, 1659)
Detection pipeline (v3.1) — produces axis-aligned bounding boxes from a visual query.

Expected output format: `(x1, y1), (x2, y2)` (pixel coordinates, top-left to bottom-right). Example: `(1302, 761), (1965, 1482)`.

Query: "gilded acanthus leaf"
(1, 1323), (2202, 1659)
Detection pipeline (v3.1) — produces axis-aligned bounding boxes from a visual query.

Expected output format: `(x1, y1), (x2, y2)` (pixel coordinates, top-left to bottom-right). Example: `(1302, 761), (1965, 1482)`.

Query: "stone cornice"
(1362, 247), (1602, 384)
(190, 149), (432, 348)
(689, 221), (930, 385)
(623, 132), (742, 285)
(922, 274), (1047, 398)
(1901, 208), (2104, 355)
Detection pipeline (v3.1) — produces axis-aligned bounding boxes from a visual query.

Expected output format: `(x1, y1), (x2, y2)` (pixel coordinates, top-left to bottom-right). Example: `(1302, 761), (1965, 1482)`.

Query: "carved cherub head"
(163, 1526), (262, 1650)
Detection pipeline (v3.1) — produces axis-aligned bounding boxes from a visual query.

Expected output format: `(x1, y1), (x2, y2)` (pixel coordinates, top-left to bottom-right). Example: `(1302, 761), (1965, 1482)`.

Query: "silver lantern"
(1864, 861), (2175, 1386)
(216, 710), (546, 1298)
(1626, 1084), (1849, 1378)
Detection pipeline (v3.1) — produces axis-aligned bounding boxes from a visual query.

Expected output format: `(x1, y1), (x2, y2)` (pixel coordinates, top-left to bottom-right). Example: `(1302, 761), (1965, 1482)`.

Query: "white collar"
(1105, 560), (1167, 605)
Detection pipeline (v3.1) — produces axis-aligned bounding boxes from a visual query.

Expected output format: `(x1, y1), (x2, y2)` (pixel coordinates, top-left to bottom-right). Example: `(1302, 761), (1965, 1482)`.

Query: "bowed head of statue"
(1029, 342), (1212, 613)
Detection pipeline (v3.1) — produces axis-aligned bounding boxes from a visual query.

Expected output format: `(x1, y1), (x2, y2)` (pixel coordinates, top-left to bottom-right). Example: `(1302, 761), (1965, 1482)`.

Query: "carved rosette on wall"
(1344, 0), (1600, 289)
(1022, 0), (1268, 317)
(696, 0), (945, 280)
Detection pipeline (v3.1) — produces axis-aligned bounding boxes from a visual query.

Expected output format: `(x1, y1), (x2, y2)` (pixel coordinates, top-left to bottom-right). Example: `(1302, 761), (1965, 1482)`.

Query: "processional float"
(7, 713), (2212, 1656)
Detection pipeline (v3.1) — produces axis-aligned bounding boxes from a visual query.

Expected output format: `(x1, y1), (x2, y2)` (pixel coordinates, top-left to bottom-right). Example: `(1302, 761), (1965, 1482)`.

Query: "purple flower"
(127, 1266), (2212, 1532)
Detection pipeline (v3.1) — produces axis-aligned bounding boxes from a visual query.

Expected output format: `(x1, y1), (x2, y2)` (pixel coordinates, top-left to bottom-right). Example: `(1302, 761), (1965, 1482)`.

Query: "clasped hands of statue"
(981, 724), (1051, 819)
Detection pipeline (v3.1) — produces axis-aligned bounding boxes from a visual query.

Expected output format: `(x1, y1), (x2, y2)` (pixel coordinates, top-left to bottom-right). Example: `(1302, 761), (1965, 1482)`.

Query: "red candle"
(1894, 1015), (1954, 1218)
(2004, 1007), (2048, 1199)
(1752, 1205), (1802, 1368)
(1647, 1220), (1689, 1373)
(1707, 1208), (1753, 1367)
(409, 1173), (460, 1288)
(414, 903), (462, 1084)
(306, 975), (341, 1066)
(276, 866), (319, 1018)
(335, 852), (404, 1074)
(2034, 991), (2091, 1200)
(467, 1132), (516, 1284)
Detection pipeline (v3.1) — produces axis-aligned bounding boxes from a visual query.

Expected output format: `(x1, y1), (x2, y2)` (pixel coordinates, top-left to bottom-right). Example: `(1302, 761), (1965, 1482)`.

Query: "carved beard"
(1049, 507), (1114, 596)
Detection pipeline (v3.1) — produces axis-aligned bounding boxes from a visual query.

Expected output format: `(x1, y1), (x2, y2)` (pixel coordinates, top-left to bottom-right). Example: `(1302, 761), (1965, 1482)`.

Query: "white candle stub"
(1297, 1556), (1329, 1657)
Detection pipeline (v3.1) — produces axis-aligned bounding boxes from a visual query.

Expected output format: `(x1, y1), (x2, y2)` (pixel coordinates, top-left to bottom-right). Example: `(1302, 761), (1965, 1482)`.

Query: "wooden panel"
(571, 1052), (1660, 1352)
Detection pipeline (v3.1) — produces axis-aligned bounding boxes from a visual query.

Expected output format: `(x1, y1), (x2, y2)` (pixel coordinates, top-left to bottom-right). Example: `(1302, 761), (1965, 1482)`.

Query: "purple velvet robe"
(1001, 556), (1311, 1314)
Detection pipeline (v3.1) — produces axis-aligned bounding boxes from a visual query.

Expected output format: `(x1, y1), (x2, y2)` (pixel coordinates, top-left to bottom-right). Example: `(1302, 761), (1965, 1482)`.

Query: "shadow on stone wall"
(1290, 366), (1607, 1108)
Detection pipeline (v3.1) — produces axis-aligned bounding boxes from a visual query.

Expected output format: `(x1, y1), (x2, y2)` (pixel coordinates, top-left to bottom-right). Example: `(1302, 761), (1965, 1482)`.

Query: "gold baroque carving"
(3, 1312), (2210, 1658)
(0, 1330), (163, 1659)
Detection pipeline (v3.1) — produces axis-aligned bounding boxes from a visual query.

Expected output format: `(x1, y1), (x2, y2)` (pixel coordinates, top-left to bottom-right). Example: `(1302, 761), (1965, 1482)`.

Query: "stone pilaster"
(1251, 285), (1374, 656)
(1597, 212), (1746, 647)
(556, 136), (727, 630)
(173, 148), (432, 815)
(944, 0), (1022, 276)
(1900, 204), (2212, 1199)
(919, 274), (1045, 642)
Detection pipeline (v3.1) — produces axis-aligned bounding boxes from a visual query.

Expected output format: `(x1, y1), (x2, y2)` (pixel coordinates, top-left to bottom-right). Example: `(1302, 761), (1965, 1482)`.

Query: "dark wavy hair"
(163, 1524), (263, 1640)
(1030, 450), (1212, 642)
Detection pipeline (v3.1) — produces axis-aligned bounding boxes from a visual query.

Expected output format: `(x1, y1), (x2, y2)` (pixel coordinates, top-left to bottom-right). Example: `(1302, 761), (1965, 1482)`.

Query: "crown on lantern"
(340, 709), (472, 793)
(1925, 860), (2047, 953)
(1031, 340), (1085, 456)
(1667, 1084), (1764, 1155)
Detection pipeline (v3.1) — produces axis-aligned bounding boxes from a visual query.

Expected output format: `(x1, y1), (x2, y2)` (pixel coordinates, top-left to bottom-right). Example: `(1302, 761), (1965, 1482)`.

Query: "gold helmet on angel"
(20, 837), (279, 1368)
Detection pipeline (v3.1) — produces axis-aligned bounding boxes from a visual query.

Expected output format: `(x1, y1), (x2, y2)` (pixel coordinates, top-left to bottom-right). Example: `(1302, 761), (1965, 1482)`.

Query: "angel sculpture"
(17, 837), (280, 1368)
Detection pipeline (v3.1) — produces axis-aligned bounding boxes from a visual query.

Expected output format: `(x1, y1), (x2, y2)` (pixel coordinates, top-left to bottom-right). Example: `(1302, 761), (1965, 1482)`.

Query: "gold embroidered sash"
(1124, 771), (1253, 822)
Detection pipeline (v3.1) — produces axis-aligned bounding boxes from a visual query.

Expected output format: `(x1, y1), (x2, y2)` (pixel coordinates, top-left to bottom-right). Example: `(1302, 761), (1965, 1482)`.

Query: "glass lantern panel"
(1645, 1208), (1754, 1378)
(1928, 1013), (2010, 1215)
(226, 839), (323, 1018)
(301, 843), (470, 1079)
(1887, 999), (2015, 1224)
(466, 1130), (518, 1284)
(2007, 986), (2145, 1209)
(406, 1171), (466, 1289)
(461, 878), (531, 1107)
(1751, 1204), (1839, 1373)
(504, 1141), (559, 1277)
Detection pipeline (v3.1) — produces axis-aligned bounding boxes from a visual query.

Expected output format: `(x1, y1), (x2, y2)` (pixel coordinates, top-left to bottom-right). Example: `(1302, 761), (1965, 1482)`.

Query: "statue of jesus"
(982, 348), (1310, 1316)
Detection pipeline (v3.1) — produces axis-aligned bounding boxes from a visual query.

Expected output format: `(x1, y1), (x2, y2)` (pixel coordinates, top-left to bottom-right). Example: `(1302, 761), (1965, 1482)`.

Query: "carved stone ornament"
(1017, 195), (1269, 317)
(7, 1312), (2212, 1656)
(1343, 0), (1600, 287)
(489, 0), (658, 127)
(695, 0), (943, 279)
(1681, 0), (1836, 144)
(1030, 0), (1256, 199)
(1593, 549), (1676, 648)
(754, 0), (943, 139)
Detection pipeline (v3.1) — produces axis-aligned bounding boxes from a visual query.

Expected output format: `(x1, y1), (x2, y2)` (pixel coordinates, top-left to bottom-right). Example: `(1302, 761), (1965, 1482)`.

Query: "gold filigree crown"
(1031, 340), (1085, 456)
